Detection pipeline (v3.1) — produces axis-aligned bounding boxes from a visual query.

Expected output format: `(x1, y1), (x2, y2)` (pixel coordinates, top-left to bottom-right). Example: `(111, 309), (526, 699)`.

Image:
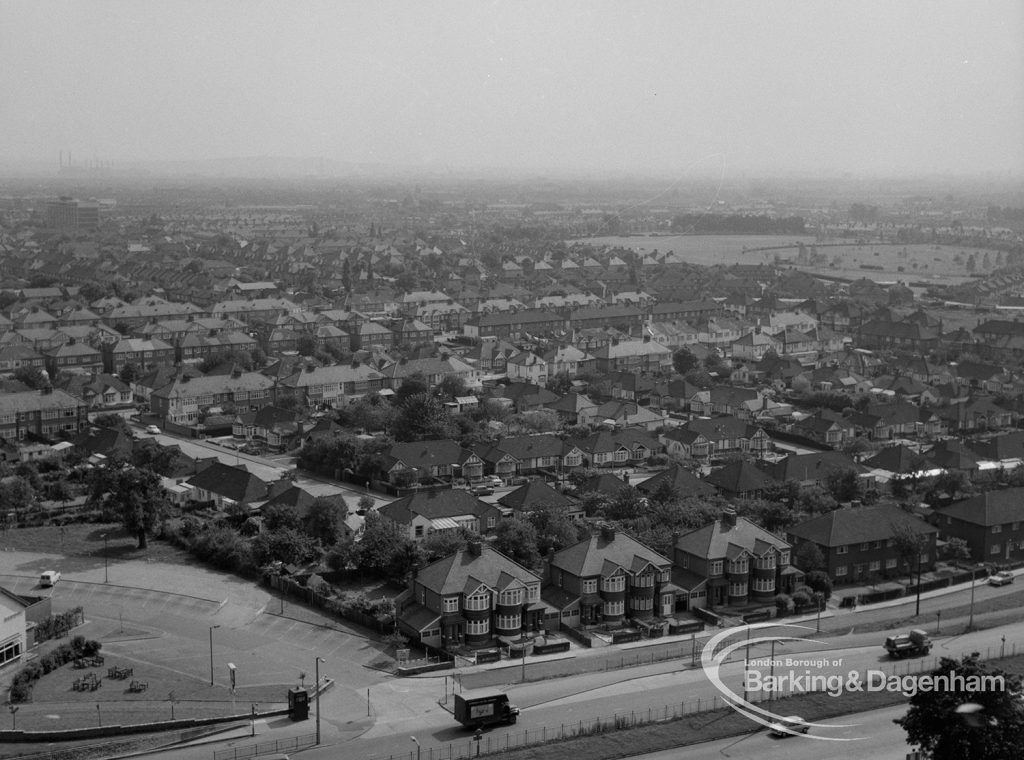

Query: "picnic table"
(129, 680), (148, 693)
(108, 665), (134, 679)
(73, 673), (102, 691)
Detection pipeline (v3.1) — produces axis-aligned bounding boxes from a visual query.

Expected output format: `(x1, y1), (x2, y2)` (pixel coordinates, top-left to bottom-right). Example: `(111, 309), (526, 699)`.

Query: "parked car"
(485, 475), (504, 487)
(145, 425), (161, 434)
(470, 485), (494, 496)
(989, 570), (1015, 587)
(768, 715), (809, 736)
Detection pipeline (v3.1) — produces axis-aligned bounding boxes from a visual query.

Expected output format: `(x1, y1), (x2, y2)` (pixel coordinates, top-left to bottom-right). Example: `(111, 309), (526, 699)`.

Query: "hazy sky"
(2, 0), (1022, 176)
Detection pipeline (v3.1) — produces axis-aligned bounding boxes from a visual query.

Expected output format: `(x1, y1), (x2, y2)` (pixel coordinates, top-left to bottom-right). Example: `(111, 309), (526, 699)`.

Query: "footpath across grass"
(490, 654), (1024, 760)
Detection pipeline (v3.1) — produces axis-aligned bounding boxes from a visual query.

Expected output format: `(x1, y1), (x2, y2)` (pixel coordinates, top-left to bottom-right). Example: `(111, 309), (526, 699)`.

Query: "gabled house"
(398, 542), (544, 649)
(703, 460), (779, 499)
(544, 392), (599, 426)
(381, 440), (484, 484)
(573, 429), (660, 469)
(379, 490), (502, 541)
(787, 505), (937, 585)
(635, 463), (715, 499)
(185, 462), (281, 509)
(933, 489), (1024, 565)
(498, 478), (583, 521)
(546, 524), (676, 627)
(232, 405), (303, 452)
(674, 508), (797, 609)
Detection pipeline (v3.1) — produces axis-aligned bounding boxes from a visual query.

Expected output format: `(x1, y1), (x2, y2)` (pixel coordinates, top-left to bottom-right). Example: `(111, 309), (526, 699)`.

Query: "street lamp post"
(315, 656), (325, 745)
(968, 570), (977, 629)
(102, 533), (108, 583)
(9, 705), (17, 730)
(209, 625), (220, 686)
(411, 736), (422, 760)
(815, 592), (823, 633)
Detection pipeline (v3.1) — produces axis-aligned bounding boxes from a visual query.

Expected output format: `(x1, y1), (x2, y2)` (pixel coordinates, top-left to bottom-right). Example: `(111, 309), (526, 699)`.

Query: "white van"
(39, 570), (61, 587)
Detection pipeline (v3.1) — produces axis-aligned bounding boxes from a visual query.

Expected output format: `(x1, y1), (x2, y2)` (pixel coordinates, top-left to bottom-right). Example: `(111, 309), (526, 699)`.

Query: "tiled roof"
(787, 505), (936, 547)
(415, 545), (540, 595)
(676, 513), (789, 559)
(550, 527), (670, 578)
(936, 488), (1024, 526)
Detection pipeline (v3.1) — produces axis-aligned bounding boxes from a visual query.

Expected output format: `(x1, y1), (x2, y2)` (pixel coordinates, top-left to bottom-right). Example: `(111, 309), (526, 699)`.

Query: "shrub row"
(34, 607), (85, 643)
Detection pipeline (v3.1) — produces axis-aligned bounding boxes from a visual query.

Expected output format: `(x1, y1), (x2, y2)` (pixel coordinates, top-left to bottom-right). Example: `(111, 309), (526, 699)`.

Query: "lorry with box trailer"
(453, 692), (520, 729)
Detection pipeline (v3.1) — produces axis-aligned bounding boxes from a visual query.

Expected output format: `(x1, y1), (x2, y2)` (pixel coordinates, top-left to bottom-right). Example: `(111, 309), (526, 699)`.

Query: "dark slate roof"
(550, 527), (670, 578)
(498, 478), (573, 510)
(186, 462), (269, 503)
(935, 488), (1024, 527)
(926, 439), (979, 471)
(862, 445), (932, 474)
(763, 451), (864, 482)
(970, 432), (1024, 461)
(787, 505), (936, 547)
(675, 513), (789, 560)
(379, 489), (500, 524)
(416, 545), (541, 595)
(635, 465), (715, 498)
(577, 472), (634, 497)
(703, 460), (778, 495)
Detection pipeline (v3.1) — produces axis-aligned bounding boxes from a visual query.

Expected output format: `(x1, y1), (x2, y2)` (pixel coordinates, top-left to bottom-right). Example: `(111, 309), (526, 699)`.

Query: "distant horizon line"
(0, 154), (1021, 184)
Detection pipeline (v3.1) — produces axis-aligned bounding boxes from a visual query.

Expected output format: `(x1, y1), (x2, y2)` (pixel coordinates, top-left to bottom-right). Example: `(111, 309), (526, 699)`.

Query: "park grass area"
(0, 523), (194, 568)
(495, 654), (1024, 760)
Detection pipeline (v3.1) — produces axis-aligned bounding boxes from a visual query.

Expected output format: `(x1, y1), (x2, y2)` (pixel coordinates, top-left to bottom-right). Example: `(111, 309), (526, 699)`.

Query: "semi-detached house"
(397, 542), (544, 649)
(150, 370), (276, 425)
(278, 363), (386, 409)
(544, 525), (676, 629)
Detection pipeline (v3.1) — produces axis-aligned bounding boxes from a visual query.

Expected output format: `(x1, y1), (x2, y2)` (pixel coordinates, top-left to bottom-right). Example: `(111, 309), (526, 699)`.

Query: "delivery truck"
(883, 629), (932, 658)
(453, 692), (520, 729)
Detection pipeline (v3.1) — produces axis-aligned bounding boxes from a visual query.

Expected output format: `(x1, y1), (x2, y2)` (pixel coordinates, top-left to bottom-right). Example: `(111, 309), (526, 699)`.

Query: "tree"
(420, 531), (468, 562)
(358, 512), (416, 578)
(296, 335), (317, 357)
(304, 496), (348, 546)
(98, 466), (170, 548)
(119, 362), (141, 384)
(390, 392), (455, 442)
(250, 527), (318, 566)
(546, 370), (573, 396)
(803, 570), (833, 601)
(825, 468), (861, 502)
(941, 537), (972, 564)
(890, 520), (929, 585)
(794, 541), (825, 573)
(527, 503), (584, 556)
(393, 372), (430, 404)
(13, 365), (47, 390)
(434, 375), (468, 402)
(672, 348), (698, 375)
(492, 519), (541, 569)
(262, 503), (303, 532)
(894, 652), (1024, 760)
(325, 533), (361, 571)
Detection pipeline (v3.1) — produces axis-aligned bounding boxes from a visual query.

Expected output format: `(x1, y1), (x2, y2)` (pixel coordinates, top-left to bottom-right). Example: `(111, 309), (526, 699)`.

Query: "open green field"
(580, 234), (816, 267)
(580, 235), (998, 286)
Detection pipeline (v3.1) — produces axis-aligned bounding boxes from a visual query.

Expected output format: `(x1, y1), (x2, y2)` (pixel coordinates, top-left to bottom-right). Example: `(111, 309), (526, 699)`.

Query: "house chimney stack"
(599, 523), (616, 542)
(722, 507), (737, 529)
(467, 540), (483, 557)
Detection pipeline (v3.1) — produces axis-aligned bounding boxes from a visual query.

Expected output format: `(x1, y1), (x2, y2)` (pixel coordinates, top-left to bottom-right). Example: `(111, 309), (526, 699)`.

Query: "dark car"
(470, 485), (494, 496)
